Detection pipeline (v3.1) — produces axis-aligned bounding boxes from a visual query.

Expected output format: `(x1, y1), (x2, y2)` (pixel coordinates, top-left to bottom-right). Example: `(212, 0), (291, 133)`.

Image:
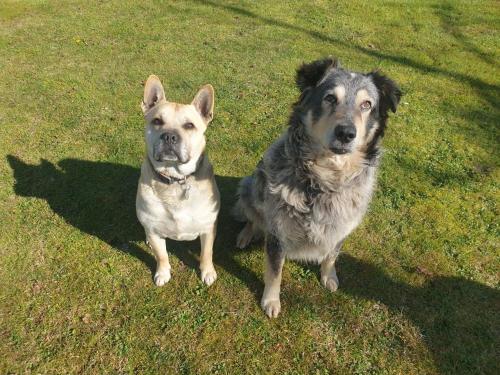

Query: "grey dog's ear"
(296, 57), (340, 92)
(141, 75), (166, 113)
(191, 84), (215, 123)
(368, 71), (402, 116)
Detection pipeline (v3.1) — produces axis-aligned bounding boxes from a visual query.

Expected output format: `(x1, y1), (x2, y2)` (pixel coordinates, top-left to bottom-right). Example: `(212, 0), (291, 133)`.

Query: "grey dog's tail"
(232, 175), (254, 222)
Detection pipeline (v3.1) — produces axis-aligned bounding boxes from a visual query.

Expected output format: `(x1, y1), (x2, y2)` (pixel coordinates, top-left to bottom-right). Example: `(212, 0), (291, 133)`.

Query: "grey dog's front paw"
(261, 298), (281, 318)
(154, 269), (171, 286)
(321, 273), (339, 292)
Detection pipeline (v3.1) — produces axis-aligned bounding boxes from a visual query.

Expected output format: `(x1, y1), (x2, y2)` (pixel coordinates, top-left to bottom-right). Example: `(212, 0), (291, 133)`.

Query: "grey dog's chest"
(270, 174), (375, 260)
(309, 186), (371, 233)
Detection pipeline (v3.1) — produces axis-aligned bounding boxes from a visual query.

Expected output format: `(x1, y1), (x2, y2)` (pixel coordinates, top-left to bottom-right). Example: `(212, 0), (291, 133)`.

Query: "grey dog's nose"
(335, 125), (356, 143)
(160, 132), (178, 145)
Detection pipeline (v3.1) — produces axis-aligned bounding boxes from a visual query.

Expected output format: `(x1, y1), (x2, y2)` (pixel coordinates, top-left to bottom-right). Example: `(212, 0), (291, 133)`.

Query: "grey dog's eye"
(360, 100), (372, 111)
(152, 118), (164, 126)
(324, 94), (337, 104)
(183, 122), (195, 130)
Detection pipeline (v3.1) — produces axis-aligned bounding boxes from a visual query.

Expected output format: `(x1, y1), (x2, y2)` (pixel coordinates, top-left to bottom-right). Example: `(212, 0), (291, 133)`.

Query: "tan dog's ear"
(141, 75), (166, 113)
(191, 84), (214, 123)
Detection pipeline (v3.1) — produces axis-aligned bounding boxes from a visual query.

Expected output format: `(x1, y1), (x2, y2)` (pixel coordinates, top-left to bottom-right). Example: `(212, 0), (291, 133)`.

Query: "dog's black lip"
(329, 147), (349, 155)
(156, 154), (190, 164)
(157, 148), (180, 161)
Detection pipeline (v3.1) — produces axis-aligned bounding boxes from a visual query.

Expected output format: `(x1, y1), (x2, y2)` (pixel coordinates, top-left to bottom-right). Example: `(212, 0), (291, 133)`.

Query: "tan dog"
(136, 75), (220, 286)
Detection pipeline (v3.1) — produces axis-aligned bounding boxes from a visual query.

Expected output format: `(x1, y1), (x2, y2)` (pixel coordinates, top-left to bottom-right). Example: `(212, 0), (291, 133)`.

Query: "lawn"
(0, 0), (499, 374)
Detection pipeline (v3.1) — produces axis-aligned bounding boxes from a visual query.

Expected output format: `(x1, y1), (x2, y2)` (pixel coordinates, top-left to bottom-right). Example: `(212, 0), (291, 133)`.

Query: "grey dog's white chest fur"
(265, 158), (376, 263)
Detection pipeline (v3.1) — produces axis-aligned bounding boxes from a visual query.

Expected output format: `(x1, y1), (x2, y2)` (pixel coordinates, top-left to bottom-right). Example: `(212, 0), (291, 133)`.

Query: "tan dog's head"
(141, 75), (214, 173)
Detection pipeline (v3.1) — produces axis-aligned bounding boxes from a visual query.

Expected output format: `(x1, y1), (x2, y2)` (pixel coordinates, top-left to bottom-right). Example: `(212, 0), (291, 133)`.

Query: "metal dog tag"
(182, 184), (191, 200)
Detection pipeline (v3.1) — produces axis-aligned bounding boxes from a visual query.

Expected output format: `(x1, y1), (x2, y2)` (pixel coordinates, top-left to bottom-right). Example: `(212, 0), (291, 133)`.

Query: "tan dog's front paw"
(200, 267), (217, 286)
(154, 269), (171, 286)
(261, 298), (281, 318)
(321, 273), (339, 292)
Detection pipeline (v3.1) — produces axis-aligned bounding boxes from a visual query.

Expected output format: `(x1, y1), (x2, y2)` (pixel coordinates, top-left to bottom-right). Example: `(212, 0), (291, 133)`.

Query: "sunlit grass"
(0, 1), (498, 374)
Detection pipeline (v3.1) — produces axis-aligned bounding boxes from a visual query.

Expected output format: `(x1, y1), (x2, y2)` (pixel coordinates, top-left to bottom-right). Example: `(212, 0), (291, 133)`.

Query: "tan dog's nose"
(160, 132), (178, 145)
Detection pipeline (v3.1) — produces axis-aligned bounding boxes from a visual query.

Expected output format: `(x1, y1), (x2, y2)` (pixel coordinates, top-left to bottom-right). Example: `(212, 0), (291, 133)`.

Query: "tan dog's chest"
(136, 162), (219, 241)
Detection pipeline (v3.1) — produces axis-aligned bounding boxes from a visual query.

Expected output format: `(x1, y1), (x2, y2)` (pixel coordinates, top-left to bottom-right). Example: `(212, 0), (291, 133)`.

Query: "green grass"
(0, 0), (499, 373)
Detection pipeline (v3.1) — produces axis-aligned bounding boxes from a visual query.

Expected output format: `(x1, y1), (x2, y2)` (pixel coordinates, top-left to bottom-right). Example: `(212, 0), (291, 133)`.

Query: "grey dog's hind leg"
(233, 176), (254, 221)
(236, 221), (256, 249)
(235, 175), (263, 248)
(261, 234), (285, 318)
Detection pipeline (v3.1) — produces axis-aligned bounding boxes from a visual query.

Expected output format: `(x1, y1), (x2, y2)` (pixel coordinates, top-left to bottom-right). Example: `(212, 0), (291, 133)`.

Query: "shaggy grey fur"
(234, 57), (401, 317)
(236, 130), (376, 261)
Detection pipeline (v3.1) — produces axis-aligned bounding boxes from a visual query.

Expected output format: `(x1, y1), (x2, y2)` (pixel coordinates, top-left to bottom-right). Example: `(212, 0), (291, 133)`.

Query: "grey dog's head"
(141, 75), (214, 168)
(294, 58), (401, 156)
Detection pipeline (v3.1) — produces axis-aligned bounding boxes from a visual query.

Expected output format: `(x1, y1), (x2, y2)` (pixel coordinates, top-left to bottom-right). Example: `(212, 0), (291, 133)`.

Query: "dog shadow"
(6, 155), (262, 291)
(7, 155), (498, 374)
(334, 255), (500, 374)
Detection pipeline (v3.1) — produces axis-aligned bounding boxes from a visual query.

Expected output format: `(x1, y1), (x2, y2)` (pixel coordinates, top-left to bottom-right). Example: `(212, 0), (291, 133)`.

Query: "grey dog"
(234, 57), (401, 318)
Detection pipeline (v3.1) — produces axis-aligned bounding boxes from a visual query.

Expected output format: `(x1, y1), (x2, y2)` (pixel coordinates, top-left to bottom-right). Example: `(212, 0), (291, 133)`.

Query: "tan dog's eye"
(360, 101), (372, 111)
(324, 94), (337, 104)
(152, 118), (164, 126)
(183, 122), (195, 130)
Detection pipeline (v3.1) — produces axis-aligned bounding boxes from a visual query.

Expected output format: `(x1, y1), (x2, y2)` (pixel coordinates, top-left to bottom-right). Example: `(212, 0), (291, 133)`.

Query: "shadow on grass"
(337, 254), (500, 375)
(192, 0), (500, 107)
(433, 2), (498, 68)
(6, 155), (262, 292)
(7, 155), (499, 373)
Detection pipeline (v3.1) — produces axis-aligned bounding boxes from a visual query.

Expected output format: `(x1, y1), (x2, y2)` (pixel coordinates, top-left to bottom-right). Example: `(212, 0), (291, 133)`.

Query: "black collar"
(147, 154), (203, 185)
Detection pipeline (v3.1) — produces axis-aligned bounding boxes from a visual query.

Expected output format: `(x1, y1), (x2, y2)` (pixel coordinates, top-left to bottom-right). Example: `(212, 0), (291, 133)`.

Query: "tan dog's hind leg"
(147, 233), (171, 286)
(261, 234), (285, 318)
(200, 224), (217, 286)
